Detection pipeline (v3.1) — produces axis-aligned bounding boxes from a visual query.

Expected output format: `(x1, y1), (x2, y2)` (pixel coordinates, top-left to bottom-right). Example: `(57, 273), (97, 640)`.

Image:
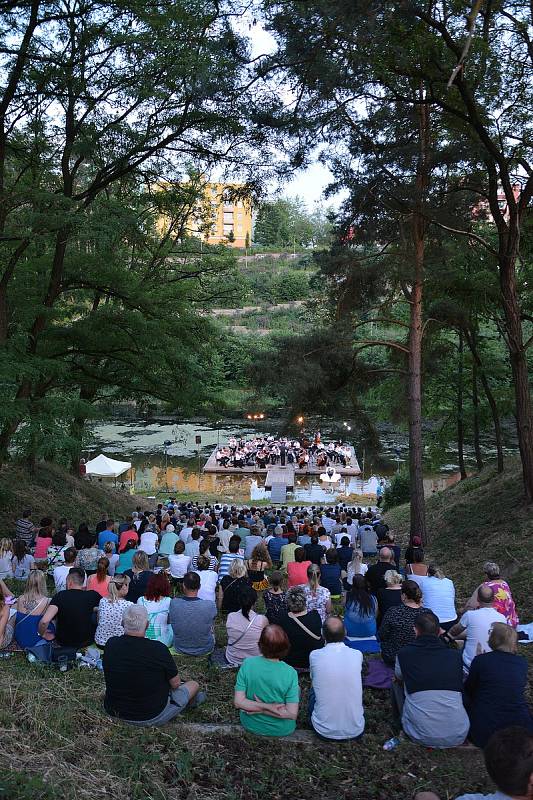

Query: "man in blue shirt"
(268, 529), (284, 564)
(98, 520), (118, 551)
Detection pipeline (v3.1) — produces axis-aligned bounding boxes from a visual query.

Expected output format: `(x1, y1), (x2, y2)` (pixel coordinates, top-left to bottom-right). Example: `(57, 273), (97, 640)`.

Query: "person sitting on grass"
(263, 571), (288, 624)
(104, 541), (119, 576)
(103, 605), (205, 727)
(191, 539), (218, 572)
(87, 556), (111, 598)
(267, 527), (285, 565)
(414, 726), (533, 800)
(343, 574), (380, 653)
(303, 564), (332, 623)
(245, 542), (272, 592)
(365, 547), (395, 595)
(319, 548), (343, 598)
(38, 567), (100, 649)
(234, 624), (299, 738)
(309, 616), (365, 741)
(448, 585), (507, 675)
(14, 569), (54, 650)
(169, 571), (217, 656)
(464, 623), (533, 749)
(137, 572), (173, 647)
(376, 569), (404, 622)
(392, 611), (469, 749)
(53, 546), (78, 593)
(463, 561), (519, 628)
(218, 558), (251, 613)
(0, 589), (14, 651)
(124, 551), (152, 603)
(378, 580), (430, 667)
(280, 533), (299, 572)
(0, 538), (13, 580)
(336, 536), (353, 572)
(278, 586), (324, 670)
(77, 533), (101, 575)
(225, 585), (268, 667)
(218, 536), (244, 580)
(167, 540), (191, 588)
(287, 547), (312, 588)
(95, 574), (132, 647)
(11, 540), (35, 580)
(195, 554), (219, 604)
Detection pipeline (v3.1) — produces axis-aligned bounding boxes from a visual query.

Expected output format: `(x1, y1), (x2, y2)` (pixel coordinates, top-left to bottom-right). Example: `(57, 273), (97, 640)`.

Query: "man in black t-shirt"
(365, 547), (396, 595)
(304, 536), (325, 567)
(103, 605), (206, 726)
(39, 568), (100, 648)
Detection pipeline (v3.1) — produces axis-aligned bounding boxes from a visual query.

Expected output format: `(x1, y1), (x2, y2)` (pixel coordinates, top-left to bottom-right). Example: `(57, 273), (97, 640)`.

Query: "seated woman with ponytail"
(87, 557), (111, 598)
(225, 586), (268, 667)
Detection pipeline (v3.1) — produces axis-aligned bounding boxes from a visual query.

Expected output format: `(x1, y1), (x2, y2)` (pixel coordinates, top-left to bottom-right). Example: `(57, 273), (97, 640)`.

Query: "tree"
(0, 0), (264, 464)
(254, 197), (317, 248)
(262, 0), (533, 505)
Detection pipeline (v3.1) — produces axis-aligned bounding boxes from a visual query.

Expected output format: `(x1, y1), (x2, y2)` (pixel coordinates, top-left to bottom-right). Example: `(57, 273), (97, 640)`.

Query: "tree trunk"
(407, 90), (429, 545)
(499, 244), (533, 502)
(408, 267), (426, 541)
(464, 327), (504, 474)
(456, 330), (467, 480)
(69, 385), (98, 474)
(472, 364), (483, 471)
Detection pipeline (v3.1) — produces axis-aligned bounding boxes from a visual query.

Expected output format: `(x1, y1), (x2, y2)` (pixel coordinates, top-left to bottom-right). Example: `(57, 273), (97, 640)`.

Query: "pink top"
(87, 574), (111, 598)
(485, 579), (519, 628)
(34, 538), (52, 559)
(287, 560), (312, 588)
(119, 530), (138, 553)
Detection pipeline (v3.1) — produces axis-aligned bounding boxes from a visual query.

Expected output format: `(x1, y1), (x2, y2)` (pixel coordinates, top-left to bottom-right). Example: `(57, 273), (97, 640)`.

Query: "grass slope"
(0, 462), (148, 533)
(2, 461), (532, 800)
(385, 459), (533, 617)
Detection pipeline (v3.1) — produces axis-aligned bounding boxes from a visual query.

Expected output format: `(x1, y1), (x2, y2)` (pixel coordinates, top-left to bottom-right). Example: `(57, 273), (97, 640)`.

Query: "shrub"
(383, 470), (411, 511)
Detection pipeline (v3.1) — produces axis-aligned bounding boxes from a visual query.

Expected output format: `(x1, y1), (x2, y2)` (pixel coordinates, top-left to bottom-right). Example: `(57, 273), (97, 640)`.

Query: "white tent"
(85, 453), (131, 478)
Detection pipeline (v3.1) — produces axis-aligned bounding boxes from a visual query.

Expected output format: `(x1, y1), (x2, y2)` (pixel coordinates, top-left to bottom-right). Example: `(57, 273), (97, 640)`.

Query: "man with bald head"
(365, 546), (396, 595)
(308, 616), (365, 741)
(449, 585), (507, 674)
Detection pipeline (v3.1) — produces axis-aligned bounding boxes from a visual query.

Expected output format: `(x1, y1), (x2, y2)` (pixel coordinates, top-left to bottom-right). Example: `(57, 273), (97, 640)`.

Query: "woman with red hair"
(137, 572), (173, 646)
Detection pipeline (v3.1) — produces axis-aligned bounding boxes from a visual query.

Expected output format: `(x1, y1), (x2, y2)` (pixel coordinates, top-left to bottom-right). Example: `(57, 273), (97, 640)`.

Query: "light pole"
(163, 440), (172, 492)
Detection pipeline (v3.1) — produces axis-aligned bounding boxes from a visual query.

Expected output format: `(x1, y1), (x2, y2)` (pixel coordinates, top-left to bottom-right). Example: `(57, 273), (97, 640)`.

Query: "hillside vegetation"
(385, 459), (533, 617)
(0, 462), (147, 533)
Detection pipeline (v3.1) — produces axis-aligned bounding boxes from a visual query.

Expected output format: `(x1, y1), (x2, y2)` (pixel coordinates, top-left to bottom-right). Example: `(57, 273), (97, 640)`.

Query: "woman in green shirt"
(234, 624), (299, 737)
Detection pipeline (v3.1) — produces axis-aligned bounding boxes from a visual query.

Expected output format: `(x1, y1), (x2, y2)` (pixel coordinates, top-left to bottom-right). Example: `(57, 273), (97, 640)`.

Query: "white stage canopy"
(85, 454), (131, 478)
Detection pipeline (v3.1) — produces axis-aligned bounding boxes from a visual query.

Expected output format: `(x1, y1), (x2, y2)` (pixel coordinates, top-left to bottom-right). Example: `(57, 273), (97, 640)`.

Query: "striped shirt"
(15, 518), (34, 546)
(218, 552), (243, 581)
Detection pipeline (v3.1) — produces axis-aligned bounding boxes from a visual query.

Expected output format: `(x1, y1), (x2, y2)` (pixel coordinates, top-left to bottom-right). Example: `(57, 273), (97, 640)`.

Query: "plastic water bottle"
(383, 736), (401, 751)
(27, 653), (37, 664)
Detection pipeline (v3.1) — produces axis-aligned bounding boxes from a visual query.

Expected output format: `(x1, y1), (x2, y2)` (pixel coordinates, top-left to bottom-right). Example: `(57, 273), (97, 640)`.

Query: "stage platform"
(203, 446), (361, 477)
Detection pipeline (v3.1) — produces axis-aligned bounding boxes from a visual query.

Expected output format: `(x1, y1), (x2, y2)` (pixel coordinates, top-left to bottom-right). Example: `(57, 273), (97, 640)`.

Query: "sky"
(242, 14), (339, 209)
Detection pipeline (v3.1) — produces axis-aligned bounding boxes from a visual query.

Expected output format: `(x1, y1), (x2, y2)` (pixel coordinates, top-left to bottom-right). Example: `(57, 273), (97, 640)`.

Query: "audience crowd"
(2, 499), (532, 797)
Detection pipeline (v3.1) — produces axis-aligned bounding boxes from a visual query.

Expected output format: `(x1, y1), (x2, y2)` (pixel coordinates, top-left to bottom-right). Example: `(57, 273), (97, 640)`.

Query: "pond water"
(87, 417), (518, 503)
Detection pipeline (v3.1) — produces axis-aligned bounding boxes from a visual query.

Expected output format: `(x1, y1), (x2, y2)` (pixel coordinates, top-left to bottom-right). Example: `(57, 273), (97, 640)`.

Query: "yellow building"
(204, 183), (253, 248)
(156, 180), (253, 249)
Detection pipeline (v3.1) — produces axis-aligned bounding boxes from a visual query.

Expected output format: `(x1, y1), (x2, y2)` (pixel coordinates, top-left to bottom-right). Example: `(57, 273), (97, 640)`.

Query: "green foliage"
(0, 0), (264, 466)
(269, 269), (310, 301)
(383, 471), (411, 511)
(254, 197), (331, 248)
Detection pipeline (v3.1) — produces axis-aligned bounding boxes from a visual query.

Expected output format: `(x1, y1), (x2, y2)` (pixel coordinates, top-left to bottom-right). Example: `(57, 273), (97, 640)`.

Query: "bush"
(383, 470), (411, 511)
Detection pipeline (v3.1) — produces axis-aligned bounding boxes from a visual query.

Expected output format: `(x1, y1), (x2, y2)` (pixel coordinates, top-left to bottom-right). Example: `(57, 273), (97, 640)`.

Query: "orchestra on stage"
(214, 432), (352, 471)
